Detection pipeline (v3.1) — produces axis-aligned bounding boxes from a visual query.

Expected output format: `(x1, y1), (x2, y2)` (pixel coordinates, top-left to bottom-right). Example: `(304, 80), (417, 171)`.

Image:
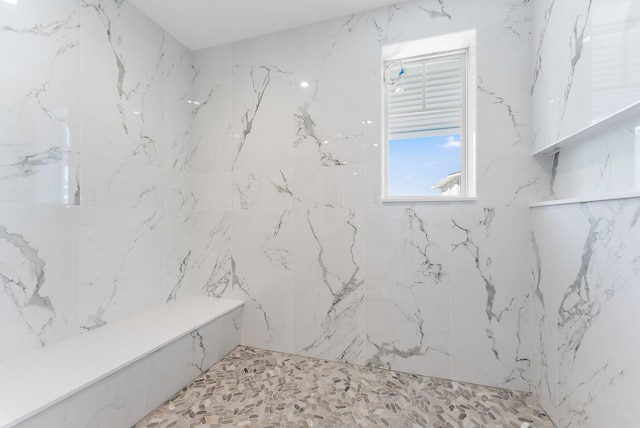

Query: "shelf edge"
(531, 100), (640, 156)
(529, 192), (640, 208)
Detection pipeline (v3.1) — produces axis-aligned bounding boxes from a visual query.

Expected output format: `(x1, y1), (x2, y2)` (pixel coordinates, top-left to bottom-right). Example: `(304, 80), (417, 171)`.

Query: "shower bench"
(0, 296), (243, 428)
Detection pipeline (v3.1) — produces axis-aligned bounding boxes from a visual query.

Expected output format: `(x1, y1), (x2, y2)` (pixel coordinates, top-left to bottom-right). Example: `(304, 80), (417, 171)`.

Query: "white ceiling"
(129, 0), (402, 51)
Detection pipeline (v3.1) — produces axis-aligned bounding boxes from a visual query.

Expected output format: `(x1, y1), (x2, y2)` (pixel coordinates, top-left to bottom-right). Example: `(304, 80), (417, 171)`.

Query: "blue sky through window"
(389, 134), (461, 196)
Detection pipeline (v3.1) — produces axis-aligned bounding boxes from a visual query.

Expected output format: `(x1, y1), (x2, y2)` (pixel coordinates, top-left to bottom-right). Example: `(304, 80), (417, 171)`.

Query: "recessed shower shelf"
(529, 191), (640, 208)
(531, 100), (640, 156)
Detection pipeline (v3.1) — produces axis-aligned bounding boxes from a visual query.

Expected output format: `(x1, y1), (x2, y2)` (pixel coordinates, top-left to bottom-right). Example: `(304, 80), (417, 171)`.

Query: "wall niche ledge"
(532, 100), (640, 156)
(529, 191), (640, 208)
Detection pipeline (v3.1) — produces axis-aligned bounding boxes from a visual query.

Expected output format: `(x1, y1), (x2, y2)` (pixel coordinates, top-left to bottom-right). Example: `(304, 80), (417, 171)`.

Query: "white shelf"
(529, 191), (640, 208)
(532, 100), (640, 156)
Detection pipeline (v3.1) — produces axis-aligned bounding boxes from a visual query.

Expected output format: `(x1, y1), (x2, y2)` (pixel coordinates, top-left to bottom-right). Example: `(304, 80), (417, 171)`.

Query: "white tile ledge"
(529, 192), (640, 208)
(0, 296), (243, 428)
(532, 100), (640, 155)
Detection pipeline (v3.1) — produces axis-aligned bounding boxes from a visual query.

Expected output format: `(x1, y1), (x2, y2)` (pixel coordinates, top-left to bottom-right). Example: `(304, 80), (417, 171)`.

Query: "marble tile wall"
(192, 0), (542, 392)
(0, 0), (80, 361)
(531, 0), (640, 427)
(532, 0), (640, 200)
(13, 2), (639, 418)
(532, 0), (640, 151)
(0, 0), (206, 362)
(549, 116), (640, 201)
(531, 200), (640, 427)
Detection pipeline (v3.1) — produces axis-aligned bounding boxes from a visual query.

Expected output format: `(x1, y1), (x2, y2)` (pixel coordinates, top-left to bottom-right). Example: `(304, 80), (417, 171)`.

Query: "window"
(382, 30), (477, 201)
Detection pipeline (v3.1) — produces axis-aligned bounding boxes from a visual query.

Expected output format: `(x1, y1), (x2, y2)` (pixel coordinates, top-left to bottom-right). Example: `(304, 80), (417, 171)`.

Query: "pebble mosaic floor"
(136, 346), (555, 428)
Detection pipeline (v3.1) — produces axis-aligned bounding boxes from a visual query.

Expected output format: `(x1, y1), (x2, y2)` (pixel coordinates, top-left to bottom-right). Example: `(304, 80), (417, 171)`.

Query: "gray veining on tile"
(558, 0), (593, 131)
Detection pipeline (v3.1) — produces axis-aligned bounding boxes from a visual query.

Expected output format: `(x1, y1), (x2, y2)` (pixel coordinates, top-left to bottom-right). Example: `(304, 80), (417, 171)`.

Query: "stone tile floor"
(136, 346), (555, 428)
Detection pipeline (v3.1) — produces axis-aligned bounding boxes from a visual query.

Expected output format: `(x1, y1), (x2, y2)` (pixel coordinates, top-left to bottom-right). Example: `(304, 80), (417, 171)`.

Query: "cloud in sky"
(442, 136), (461, 149)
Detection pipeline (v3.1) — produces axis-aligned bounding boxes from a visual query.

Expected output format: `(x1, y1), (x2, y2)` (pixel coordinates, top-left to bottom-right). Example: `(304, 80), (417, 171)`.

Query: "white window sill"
(382, 196), (477, 204)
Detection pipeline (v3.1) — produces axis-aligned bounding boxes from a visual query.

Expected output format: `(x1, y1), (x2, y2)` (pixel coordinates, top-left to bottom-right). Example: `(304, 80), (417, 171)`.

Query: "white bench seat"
(0, 296), (243, 428)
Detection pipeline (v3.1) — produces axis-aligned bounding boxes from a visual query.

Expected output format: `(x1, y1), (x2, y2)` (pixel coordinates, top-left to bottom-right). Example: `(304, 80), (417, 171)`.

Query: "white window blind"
(387, 53), (465, 140)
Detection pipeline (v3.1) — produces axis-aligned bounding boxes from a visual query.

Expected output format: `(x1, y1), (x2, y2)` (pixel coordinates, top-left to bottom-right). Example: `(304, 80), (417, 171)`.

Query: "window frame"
(381, 30), (477, 203)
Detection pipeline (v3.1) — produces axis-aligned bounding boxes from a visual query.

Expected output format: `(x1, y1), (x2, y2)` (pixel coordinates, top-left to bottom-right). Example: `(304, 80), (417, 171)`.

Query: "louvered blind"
(388, 53), (465, 139)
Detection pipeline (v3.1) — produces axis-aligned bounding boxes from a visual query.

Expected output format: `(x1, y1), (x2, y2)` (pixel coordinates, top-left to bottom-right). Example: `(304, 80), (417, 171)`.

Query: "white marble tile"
(164, 171), (200, 212)
(532, 0), (640, 151)
(163, 210), (203, 302)
(530, 0), (640, 425)
(143, 321), (221, 415)
(219, 306), (243, 358)
(194, 317), (229, 374)
(164, 171), (232, 212)
(562, 284), (640, 427)
(0, 0), (80, 205)
(462, 2), (538, 207)
(531, 0), (579, 148)
(0, 204), (79, 362)
(198, 172), (233, 211)
(80, 0), (165, 168)
(530, 0), (640, 204)
(293, 209), (365, 364)
(81, 155), (163, 208)
(181, 45), (232, 174)
(361, 23), (385, 207)
(197, 211), (233, 298)
(363, 163), (383, 208)
(231, 209), (293, 353)
(164, 210), (231, 302)
(285, 17), (368, 169)
(475, 72), (544, 206)
(530, 207), (559, 425)
(163, 33), (194, 174)
(531, 200), (640, 427)
(231, 42), (295, 172)
(292, 165), (365, 209)
(79, 206), (164, 330)
(368, 0), (530, 54)
(365, 206), (452, 380)
(550, 117), (640, 201)
(531, 0), (559, 117)
(15, 358), (148, 428)
(232, 169), (294, 210)
(450, 207), (531, 392)
(553, 200), (640, 428)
